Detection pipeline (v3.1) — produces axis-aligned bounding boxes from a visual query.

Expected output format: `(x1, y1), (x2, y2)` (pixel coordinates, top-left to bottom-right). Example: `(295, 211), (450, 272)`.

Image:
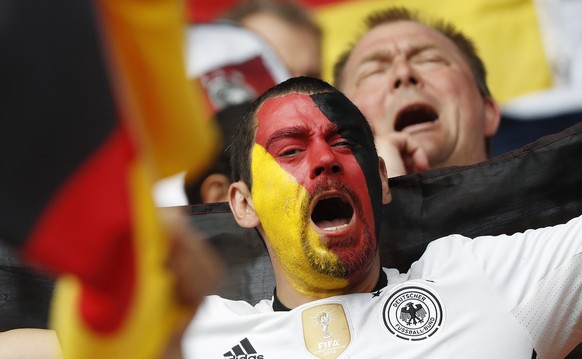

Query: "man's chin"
(411, 134), (448, 164)
(311, 245), (375, 280)
(330, 230), (376, 277)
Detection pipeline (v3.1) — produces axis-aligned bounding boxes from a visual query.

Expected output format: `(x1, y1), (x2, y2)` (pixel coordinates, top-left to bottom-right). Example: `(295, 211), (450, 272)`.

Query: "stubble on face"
(298, 178), (375, 279)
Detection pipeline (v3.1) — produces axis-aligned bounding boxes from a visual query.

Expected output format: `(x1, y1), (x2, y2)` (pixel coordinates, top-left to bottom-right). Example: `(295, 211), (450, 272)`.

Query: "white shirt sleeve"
(467, 214), (582, 358)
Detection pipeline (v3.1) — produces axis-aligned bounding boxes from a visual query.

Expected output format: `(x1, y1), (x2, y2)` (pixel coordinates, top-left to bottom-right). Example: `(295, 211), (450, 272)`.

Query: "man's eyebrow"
(264, 126), (310, 150)
(358, 44), (440, 66)
(358, 50), (392, 67)
(407, 44), (440, 57)
(326, 121), (369, 144)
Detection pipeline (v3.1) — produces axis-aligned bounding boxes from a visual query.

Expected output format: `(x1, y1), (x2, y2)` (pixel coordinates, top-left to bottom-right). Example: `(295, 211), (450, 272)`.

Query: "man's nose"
(390, 59), (419, 90)
(309, 143), (343, 179)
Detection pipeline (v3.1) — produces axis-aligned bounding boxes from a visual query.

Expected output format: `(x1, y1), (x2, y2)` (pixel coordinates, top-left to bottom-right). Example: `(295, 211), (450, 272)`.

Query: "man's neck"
(273, 262), (384, 311)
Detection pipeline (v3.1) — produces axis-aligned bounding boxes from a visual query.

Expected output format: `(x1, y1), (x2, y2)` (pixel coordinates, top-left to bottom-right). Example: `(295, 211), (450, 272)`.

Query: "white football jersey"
(182, 214), (582, 359)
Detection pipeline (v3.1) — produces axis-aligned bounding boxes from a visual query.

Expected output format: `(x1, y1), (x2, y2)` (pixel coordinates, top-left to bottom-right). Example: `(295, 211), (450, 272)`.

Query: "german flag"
(0, 0), (217, 358)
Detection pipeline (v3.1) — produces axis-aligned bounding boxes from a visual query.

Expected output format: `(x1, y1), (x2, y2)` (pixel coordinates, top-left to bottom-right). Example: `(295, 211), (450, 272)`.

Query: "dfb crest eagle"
(382, 283), (445, 341)
(400, 302), (427, 325)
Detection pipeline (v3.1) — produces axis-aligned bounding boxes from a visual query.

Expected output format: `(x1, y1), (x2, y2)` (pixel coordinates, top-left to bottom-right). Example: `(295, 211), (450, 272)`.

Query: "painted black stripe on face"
(310, 92), (384, 242)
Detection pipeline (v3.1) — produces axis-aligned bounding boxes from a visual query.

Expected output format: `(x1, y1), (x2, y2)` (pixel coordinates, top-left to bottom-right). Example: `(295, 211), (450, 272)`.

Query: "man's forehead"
(255, 93), (333, 146)
(364, 21), (440, 44)
(353, 21), (457, 61)
(256, 93), (316, 121)
(255, 92), (368, 136)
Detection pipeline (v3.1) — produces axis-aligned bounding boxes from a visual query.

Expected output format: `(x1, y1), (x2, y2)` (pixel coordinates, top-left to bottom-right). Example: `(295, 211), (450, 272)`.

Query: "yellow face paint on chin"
(251, 144), (348, 295)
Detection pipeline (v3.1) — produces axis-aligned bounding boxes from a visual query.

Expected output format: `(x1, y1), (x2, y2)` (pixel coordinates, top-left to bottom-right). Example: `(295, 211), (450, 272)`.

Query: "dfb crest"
(381, 282), (445, 341)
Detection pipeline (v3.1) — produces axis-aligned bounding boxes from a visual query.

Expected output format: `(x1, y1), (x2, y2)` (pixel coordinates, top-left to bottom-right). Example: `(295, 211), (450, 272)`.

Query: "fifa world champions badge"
(301, 303), (351, 358)
(381, 283), (445, 341)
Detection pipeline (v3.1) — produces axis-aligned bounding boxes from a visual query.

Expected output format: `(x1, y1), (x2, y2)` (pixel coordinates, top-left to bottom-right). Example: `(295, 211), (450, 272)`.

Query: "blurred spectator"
(220, 1), (322, 78)
(184, 22), (290, 113)
(491, 0), (582, 155)
(184, 102), (252, 204)
(334, 7), (500, 177)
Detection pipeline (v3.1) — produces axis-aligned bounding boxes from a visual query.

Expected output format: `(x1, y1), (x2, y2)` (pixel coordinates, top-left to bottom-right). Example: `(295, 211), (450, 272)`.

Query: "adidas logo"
(223, 338), (264, 359)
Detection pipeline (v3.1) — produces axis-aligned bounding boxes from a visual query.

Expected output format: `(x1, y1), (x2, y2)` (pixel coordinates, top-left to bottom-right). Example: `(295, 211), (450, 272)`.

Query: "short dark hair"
(333, 7), (491, 98)
(230, 76), (370, 189)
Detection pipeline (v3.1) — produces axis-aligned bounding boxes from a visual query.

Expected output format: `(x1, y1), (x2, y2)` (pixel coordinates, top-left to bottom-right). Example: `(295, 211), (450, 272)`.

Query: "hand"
(160, 207), (224, 310)
(375, 132), (429, 177)
(159, 208), (225, 359)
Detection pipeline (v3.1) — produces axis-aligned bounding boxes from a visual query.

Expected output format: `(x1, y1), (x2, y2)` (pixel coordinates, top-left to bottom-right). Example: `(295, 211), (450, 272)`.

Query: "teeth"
(322, 223), (349, 231)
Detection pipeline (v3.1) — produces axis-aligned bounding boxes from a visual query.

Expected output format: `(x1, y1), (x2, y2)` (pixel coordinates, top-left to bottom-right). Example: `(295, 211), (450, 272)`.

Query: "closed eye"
(361, 68), (383, 79)
(411, 49), (447, 65)
(415, 56), (444, 64)
(356, 60), (388, 86)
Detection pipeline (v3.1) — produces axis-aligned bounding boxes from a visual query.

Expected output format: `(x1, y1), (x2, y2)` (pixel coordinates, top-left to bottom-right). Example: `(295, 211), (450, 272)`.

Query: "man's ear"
(483, 96), (501, 137)
(200, 174), (231, 203)
(228, 181), (260, 228)
(378, 157), (391, 205)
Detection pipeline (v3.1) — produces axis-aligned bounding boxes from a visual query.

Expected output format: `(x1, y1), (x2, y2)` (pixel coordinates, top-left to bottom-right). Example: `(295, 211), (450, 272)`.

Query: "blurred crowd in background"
(155, 0), (582, 206)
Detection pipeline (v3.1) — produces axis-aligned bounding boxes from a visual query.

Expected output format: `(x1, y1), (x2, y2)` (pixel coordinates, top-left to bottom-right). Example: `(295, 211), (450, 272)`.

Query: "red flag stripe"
(24, 123), (136, 333)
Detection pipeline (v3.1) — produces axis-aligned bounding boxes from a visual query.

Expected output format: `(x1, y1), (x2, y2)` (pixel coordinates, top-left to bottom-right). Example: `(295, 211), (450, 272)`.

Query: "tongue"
(317, 218), (349, 230)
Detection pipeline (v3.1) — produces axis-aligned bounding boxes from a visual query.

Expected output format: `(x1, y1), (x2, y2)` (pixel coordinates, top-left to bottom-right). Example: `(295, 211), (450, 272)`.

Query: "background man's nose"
(391, 60), (419, 90)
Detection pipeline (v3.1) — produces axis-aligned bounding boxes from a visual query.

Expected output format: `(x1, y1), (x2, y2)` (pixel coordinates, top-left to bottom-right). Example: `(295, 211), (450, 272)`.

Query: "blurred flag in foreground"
(0, 0), (218, 357)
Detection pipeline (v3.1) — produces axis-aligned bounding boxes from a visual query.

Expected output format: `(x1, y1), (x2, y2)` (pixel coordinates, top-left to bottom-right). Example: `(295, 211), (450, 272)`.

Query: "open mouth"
(394, 104), (438, 132)
(311, 195), (354, 232)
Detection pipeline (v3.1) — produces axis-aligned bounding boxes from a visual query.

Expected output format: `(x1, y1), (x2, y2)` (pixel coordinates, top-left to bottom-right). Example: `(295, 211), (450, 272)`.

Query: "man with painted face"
(334, 7), (501, 177)
(181, 77), (582, 358)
